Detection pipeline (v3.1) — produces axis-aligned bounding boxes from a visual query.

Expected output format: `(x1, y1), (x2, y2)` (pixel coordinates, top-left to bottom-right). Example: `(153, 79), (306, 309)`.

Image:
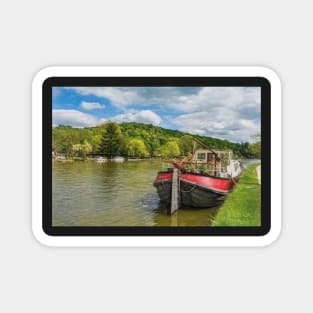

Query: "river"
(52, 159), (220, 226)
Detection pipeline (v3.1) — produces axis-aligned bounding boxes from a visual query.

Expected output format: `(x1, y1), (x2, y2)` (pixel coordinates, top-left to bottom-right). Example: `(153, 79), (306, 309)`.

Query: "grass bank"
(214, 163), (261, 226)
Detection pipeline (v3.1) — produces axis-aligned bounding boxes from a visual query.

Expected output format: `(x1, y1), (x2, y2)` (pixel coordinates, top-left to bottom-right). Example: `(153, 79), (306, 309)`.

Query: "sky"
(52, 86), (261, 143)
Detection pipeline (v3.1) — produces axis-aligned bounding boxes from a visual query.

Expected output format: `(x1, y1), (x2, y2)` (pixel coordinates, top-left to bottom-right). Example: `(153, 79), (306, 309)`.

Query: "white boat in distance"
(112, 156), (125, 162)
(95, 156), (108, 163)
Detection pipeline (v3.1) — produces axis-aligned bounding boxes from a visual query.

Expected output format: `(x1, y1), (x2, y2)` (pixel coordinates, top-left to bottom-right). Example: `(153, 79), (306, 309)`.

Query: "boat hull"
(153, 172), (173, 204)
(154, 171), (236, 208)
(180, 180), (226, 208)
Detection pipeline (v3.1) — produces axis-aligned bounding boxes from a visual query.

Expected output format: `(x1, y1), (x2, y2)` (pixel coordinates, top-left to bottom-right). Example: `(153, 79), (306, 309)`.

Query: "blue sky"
(52, 86), (261, 142)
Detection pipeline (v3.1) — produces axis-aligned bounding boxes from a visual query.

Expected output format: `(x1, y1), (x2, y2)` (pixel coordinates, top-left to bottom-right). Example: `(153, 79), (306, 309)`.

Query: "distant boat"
(94, 156), (108, 163)
(112, 156), (125, 162)
(55, 154), (68, 161)
(153, 138), (242, 209)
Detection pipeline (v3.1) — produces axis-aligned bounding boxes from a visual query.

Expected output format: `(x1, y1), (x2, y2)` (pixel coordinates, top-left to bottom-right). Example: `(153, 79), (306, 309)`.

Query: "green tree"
(248, 134), (261, 158)
(240, 141), (250, 158)
(159, 140), (181, 158)
(99, 121), (123, 157)
(72, 140), (92, 159)
(52, 122), (248, 160)
(179, 135), (193, 156)
(81, 140), (92, 159)
(72, 143), (82, 156)
(91, 134), (102, 153)
(126, 138), (148, 157)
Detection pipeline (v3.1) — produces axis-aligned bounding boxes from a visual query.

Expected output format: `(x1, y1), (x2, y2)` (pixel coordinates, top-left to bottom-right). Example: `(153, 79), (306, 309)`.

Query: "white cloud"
(52, 109), (161, 128)
(168, 87), (261, 142)
(80, 101), (105, 110)
(53, 109), (99, 127)
(62, 86), (260, 142)
(169, 87), (260, 114)
(112, 110), (161, 125)
(174, 111), (260, 142)
(67, 86), (260, 115)
(68, 87), (143, 108)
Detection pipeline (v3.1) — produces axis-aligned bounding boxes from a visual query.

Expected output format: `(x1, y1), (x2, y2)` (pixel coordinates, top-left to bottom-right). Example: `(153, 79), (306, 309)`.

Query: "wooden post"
(170, 168), (180, 215)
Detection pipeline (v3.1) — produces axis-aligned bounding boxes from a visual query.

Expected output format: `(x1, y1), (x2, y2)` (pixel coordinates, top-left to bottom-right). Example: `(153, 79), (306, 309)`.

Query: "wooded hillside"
(52, 121), (260, 159)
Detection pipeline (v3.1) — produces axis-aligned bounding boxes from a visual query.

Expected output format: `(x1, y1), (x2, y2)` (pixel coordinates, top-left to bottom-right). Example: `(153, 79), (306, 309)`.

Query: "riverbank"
(256, 165), (261, 184)
(213, 163), (261, 226)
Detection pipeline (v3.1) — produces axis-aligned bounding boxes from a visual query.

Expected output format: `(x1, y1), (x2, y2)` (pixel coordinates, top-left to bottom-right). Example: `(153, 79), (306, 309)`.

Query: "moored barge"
(153, 138), (242, 209)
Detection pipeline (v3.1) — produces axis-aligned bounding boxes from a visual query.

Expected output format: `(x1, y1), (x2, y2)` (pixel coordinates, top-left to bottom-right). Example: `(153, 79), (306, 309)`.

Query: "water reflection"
(53, 160), (220, 227)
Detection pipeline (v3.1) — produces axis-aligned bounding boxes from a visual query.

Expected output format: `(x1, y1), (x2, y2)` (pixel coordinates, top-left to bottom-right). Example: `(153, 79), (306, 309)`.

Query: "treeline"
(52, 121), (260, 159)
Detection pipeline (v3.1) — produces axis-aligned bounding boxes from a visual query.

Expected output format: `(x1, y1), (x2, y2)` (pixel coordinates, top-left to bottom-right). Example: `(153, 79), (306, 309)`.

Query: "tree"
(72, 143), (82, 156)
(72, 140), (92, 159)
(126, 138), (148, 157)
(52, 122), (249, 160)
(179, 135), (193, 156)
(52, 126), (82, 157)
(158, 140), (181, 158)
(240, 141), (250, 158)
(91, 134), (102, 153)
(99, 121), (123, 157)
(248, 134), (261, 158)
(146, 137), (160, 157)
(81, 140), (92, 159)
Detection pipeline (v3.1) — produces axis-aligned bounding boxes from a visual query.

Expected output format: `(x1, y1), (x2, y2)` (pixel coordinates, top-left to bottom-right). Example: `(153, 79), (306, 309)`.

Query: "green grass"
(214, 163), (261, 226)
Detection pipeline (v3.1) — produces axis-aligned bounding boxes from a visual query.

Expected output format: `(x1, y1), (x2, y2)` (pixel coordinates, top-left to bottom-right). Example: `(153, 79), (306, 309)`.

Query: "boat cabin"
(194, 149), (232, 165)
(191, 149), (234, 177)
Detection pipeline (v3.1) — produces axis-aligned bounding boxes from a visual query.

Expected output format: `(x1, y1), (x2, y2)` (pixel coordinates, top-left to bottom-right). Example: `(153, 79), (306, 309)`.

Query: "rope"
(180, 183), (197, 193)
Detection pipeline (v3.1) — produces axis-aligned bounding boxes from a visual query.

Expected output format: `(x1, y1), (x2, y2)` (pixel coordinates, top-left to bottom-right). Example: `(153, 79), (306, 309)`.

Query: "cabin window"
(207, 153), (215, 161)
(197, 153), (206, 160)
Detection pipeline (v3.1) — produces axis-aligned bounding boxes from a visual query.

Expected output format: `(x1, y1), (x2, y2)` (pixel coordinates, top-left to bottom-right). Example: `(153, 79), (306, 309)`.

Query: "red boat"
(153, 139), (242, 209)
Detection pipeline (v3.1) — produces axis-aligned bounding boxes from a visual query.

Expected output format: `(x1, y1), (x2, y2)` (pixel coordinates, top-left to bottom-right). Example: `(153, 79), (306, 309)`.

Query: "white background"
(0, 1), (310, 312)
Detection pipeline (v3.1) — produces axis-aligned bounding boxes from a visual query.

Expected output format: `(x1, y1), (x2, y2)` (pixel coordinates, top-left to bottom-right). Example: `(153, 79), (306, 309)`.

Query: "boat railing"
(161, 161), (174, 171)
(161, 158), (235, 177)
(181, 162), (230, 177)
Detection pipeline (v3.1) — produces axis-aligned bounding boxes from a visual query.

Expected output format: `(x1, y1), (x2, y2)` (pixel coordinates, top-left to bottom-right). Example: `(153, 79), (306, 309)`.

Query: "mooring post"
(170, 168), (180, 215)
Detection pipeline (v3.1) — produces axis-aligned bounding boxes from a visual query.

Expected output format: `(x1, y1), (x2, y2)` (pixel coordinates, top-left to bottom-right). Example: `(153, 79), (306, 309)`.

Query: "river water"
(52, 159), (220, 226)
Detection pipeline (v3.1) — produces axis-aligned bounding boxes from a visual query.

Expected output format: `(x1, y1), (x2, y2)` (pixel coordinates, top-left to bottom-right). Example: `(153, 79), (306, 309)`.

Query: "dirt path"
(256, 165), (261, 184)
